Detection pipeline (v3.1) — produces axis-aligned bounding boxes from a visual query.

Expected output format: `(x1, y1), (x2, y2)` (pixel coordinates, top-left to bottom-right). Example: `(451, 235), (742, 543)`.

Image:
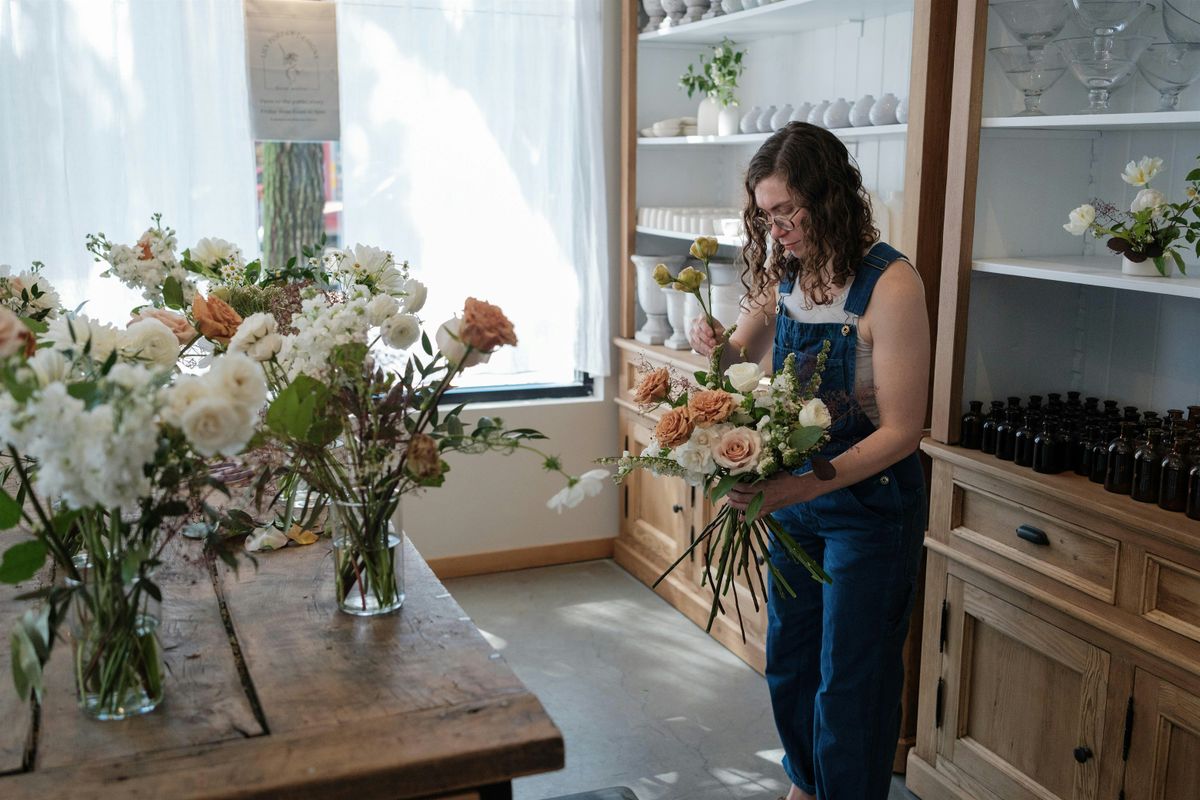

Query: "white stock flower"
(180, 396), (256, 457)
(382, 313), (420, 350)
(797, 397), (832, 429)
(106, 362), (154, 390)
(245, 526), (289, 552)
(230, 312), (282, 362)
(1131, 188), (1168, 215)
(435, 316), (489, 368)
(1121, 156), (1163, 187)
(1063, 204), (1096, 236)
(546, 469), (610, 513)
(209, 352), (267, 410)
(725, 362), (765, 393)
(366, 294), (400, 326)
(120, 318), (179, 370)
(399, 278), (427, 313)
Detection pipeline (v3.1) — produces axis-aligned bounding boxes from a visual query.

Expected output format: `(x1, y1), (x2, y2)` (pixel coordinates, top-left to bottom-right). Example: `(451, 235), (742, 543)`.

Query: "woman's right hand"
(688, 316), (726, 357)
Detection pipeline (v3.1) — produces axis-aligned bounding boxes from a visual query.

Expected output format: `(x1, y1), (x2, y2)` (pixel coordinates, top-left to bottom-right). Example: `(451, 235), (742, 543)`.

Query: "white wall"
(403, 3), (623, 560)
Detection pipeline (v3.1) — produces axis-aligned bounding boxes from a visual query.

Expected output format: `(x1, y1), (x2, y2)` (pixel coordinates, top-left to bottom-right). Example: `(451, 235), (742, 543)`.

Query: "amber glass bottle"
(980, 401), (1005, 455)
(996, 409), (1020, 462)
(1131, 429), (1165, 503)
(1105, 422), (1138, 495)
(1159, 438), (1191, 513)
(960, 401), (984, 450)
(1015, 412), (1039, 468)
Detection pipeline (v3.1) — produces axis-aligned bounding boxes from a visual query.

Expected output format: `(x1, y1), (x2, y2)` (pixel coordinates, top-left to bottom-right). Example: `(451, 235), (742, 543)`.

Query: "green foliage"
(679, 38), (745, 107)
(0, 541), (46, 584)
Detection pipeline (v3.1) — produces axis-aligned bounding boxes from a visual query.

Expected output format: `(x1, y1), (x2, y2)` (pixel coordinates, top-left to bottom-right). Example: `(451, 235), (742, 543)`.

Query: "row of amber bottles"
(959, 395), (1200, 520)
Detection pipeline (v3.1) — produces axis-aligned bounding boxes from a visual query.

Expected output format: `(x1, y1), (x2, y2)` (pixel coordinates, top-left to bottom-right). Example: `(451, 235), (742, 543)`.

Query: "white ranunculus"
(1131, 188), (1168, 215)
(1063, 204), (1096, 236)
(366, 294), (400, 327)
(164, 374), (211, 424)
(435, 316), (489, 368)
(399, 278), (427, 314)
(546, 468), (610, 513)
(725, 362), (765, 393)
(797, 397), (832, 429)
(230, 312), (282, 362)
(191, 237), (242, 268)
(672, 438), (716, 474)
(1121, 156), (1163, 187)
(181, 396), (256, 457)
(120, 318), (179, 370)
(25, 348), (69, 387)
(209, 352), (267, 410)
(245, 526), (290, 552)
(382, 313), (420, 350)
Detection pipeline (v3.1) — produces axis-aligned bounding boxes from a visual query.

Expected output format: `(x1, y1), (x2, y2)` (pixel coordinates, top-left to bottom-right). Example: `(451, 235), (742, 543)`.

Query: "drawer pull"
(1017, 524), (1049, 546)
(672, 504), (684, 514)
(1073, 745), (1093, 764)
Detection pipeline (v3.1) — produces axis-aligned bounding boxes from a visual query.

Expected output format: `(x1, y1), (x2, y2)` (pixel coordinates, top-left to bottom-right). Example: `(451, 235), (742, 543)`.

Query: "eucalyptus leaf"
(0, 487), (21, 530)
(0, 540), (46, 583)
(162, 275), (185, 310)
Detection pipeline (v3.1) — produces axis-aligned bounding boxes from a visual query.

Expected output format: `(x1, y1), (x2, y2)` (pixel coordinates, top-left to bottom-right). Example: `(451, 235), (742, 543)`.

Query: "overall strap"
(844, 241), (907, 317)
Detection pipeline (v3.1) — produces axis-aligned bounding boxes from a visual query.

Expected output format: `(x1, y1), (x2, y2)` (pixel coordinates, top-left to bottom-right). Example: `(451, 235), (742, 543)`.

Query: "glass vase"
(67, 575), (164, 720)
(331, 495), (405, 616)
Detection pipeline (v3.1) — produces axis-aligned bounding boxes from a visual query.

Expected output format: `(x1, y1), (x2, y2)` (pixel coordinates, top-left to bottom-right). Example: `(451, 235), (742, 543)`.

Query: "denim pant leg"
(765, 504), (824, 796)
(810, 486), (926, 800)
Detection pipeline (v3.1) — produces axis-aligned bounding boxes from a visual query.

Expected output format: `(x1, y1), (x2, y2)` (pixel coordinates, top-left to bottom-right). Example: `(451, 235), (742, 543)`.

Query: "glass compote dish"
(1056, 34), (1155, 109)
(991, 45), (1070, 113)
(990, 0), (1073, 53)
(1138, 41), (1200, 109)
(1070, 0), (1155, 39)
(1164, 0), (1200, 42)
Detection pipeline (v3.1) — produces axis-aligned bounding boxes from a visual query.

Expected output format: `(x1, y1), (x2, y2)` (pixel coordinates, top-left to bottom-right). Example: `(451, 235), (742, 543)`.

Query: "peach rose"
(633, 368), (670, 404)
(0, 307), (34, 358)
(654, 406), (694, 449)
(460, 297), (517, 352)
(130, 308), (196, 346)
(711, 427), (762, 476)
(192, 294), (243, 345)
(688, 389), (736, 427)
(406, 433), (443, 480)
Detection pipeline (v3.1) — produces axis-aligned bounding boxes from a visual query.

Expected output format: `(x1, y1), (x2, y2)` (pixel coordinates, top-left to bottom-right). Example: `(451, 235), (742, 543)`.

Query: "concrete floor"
(446, 559), (920, 800)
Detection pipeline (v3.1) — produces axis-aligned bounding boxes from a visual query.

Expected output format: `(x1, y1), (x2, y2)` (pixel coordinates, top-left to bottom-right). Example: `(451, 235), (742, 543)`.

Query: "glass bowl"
(1055, 34), (1155, 110)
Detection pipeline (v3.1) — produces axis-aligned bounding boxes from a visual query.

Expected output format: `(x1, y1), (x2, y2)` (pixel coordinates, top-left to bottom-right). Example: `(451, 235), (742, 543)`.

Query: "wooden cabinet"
(1125, 670), (1200, 800)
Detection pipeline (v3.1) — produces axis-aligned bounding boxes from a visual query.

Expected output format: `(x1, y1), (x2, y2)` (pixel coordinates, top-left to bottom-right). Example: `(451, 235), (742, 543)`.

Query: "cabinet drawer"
(1141, 553), (1200, 645)
(950, 481), (1120, 604)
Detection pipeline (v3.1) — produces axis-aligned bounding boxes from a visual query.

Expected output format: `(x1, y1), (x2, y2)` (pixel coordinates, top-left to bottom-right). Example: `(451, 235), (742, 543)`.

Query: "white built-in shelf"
(981, 110), (1200, 132)
(636, 226), (743, 247)
(639, 0), (912, 44)
(973, 255), (1200, 298)
(638, 124), (907, 146)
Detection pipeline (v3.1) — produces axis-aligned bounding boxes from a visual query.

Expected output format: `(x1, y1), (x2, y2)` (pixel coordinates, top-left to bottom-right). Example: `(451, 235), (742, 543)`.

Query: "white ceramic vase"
(870, 92), (899, 125)
(850, 94), (875, 126)
(712, 285), (743, 328)
(697, 96), (719, 136)
(662, 287), (692, 350)
(632, 255), (678, 344)
(771, 104), (793, 130)
(717, 104), (740, 136)
(1121, 255), (1167, 277)
(740, 106), (763, 134)
(824, 97), (851, 129)
(896, 96), (909, 124)
(641, 0), (665, 31)
(790, 102), (813, 124)
(807, 100), (831, 127)
(756, 105), (777, 132)
(682, 0), (709, 23)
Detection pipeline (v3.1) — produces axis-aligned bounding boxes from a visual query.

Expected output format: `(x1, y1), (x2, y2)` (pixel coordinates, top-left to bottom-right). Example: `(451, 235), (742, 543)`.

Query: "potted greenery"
(679, 38), (746, 136)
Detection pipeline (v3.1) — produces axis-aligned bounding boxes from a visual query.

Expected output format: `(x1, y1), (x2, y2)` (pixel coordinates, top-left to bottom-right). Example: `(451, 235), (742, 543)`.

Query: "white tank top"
(780, 273), (880, 428)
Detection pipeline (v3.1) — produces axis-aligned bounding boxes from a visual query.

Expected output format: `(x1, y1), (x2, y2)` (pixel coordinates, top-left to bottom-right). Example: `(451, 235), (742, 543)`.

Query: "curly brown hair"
(740, 122), (878, 307)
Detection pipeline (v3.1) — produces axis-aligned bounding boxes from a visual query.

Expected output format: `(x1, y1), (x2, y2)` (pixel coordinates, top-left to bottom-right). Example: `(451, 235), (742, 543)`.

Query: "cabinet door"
(1124, 670), (1200, 800)
(939, 577), (1112, 800)
(619, 411), (697, 584)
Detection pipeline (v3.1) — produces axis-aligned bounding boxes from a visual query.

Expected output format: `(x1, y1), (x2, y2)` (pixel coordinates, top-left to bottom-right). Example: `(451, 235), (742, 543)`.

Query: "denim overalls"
(766, 242), (928, 800)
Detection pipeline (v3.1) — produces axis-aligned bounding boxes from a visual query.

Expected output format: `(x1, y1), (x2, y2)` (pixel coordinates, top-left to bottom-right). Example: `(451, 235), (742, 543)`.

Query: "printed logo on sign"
(261, 30), (320, 91)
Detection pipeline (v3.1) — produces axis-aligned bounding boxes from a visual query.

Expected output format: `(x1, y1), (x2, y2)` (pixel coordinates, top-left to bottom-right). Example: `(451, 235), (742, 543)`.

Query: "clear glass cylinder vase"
(67, 575), (165, 720)
(331, 496), (405, 616)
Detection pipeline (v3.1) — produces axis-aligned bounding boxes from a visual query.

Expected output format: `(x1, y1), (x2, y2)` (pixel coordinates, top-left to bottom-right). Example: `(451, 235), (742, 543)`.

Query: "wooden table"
(0, 534), (564, 799)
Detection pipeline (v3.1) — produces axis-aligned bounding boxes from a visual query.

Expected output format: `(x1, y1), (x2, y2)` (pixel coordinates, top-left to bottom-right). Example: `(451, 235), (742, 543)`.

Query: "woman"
(688, 122), (929, 800)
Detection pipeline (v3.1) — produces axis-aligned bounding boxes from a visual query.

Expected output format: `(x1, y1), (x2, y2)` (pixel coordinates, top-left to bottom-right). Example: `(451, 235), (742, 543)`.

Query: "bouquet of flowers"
(0, 293), (266, 717)
(679, 37), (745, 108)
(1064, 154), (1200, 276)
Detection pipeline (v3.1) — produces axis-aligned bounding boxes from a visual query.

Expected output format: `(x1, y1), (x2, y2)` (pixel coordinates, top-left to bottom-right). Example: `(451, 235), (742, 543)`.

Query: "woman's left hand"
(726, 472), (816, 515)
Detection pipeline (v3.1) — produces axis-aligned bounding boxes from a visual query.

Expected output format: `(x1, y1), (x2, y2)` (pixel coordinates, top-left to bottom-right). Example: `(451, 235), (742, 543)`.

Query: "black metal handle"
(672, 504), (684, 514)
(1073, 745), (1093, 764)
(1017, 524), (1050, 546)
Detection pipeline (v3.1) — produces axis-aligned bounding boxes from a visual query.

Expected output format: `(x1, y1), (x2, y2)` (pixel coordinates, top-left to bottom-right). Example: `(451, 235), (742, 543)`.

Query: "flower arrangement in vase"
(1064, 155), (1200, 277)
(679, 37), (746, 136)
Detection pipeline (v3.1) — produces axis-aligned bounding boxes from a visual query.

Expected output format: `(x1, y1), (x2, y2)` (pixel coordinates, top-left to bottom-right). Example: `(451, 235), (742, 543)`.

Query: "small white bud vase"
(712, 285), (742, 328)
(697, 95), (719, 136)
(1121, 255), (1168, 277)
(850, 94), (875, 126)
(896, 96), (909, 124)
(756, 105), (777, 132)
(824, 97), (851, 129)
(718, 104), (740, 136)
(682, 0), (710, 23)
(771, 104), (793, 130)
(790, 102), (813, 124)
(641, 0), (666, 31)
(869, 92), (899, 125)
(662, 286), (692, 350)
(807, 100), (831, 127)
(632, 255), (679, 344)
(740, 106), (763, 134)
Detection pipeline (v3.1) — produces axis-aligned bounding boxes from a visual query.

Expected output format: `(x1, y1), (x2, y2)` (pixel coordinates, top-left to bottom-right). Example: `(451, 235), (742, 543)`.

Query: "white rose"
(164, 375), (211, 424)
(672, 438), (716, 474)
(435, 316), (489, 368)
(180, 396), (255, 457)
(119, 318), (179, 370)
(1063, 204), (1096, 236)
(246, 333), (283, 362)
(208, 352), (267, 410)
(191, 237), (242, 268)
(230, 313), (282, 362)
(366, 294), (400, 327)
(25, 348), (69, 387)
(797, 397), (832, 429)
(1131, 188), (1168, 215)
(399, 278), (427, 314)
(1121, 156), (1163, 187)
(725, 362), (765, 393)
(382, 313), (420, 350)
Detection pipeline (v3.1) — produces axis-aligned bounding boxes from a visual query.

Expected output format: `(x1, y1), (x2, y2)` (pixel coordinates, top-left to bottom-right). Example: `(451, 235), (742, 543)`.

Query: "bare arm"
(728, 262), (929, 512)
(687, 287), (777, 371)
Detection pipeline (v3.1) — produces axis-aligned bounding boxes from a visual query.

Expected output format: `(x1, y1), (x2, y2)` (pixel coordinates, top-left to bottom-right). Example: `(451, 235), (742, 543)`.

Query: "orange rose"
(633, 368), (670, 404)
(688, 389), (736, 427)
(405, 433), (443, 480)
(192, 294), (242, 345)
(460, 297), (517, 352)
(130, 308), (197, 346)
(654, 406), (694, 449)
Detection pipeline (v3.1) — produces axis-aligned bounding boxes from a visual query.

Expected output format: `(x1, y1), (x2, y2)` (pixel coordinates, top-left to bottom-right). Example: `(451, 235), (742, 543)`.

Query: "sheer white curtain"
(336, 0), (610, 380)
(0, 0), (257, 321)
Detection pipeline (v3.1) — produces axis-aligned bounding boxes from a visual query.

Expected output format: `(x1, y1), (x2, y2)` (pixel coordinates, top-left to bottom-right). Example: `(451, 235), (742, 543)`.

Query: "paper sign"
(244, 0), (340, 141)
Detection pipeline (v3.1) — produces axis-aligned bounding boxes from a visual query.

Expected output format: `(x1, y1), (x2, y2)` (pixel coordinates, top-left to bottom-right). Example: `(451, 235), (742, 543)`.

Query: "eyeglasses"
(755, 206), (804, 234)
